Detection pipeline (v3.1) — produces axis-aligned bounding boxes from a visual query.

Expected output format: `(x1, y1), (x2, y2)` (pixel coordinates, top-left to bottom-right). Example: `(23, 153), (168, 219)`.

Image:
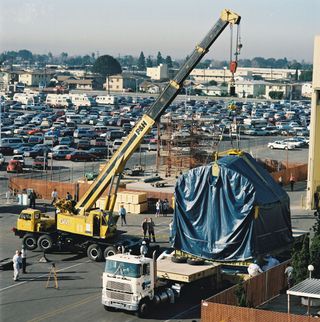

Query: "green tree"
(137, 51), (146, 70)
(17, 49), (33, 61)
(92, 54), (122, 77)
(299, 70), (312, 82)
(156, 51), (163, 65)
(292, 235), (310, 284)
(269, 91), (284, 100)
(165, 55), (173, 68)
(146, 55), (153, 67)
(60, 52), (68, 64)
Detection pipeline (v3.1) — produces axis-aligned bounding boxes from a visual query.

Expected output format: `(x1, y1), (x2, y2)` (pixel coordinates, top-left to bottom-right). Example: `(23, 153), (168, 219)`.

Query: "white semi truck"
(101, 252), (220, 317)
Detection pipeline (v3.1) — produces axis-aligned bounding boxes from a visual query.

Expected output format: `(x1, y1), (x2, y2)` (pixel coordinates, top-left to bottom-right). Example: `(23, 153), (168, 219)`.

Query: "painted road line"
(0, 261), (90, 292)
(26, 293), (100, 322)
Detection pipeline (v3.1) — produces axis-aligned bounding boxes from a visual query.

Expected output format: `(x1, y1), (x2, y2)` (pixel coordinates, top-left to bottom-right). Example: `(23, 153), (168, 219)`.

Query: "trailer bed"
(156, 257), (220, 283)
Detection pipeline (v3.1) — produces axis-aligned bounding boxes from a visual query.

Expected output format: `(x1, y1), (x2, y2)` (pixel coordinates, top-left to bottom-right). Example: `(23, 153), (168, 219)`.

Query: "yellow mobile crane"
(13, 9), (241, 261)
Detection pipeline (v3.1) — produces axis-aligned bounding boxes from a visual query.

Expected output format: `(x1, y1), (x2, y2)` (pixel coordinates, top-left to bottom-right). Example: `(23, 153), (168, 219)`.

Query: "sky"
(0, 0), (319, 62)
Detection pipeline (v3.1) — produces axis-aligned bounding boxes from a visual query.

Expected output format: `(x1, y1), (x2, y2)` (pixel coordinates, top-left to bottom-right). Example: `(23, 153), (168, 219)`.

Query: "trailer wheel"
(187, 258), (204, 265)
(23, 234), (38, 250)
(87, 244), (103, 261)
(104, 246), (117, 258)
(137, 298), (150, 318)
(37, 235), (53, 251)
(171, 255), (187, 263)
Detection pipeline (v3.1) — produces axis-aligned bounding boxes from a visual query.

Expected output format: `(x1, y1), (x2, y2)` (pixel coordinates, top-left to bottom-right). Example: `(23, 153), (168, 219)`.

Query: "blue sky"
(0, 0), (319, 62)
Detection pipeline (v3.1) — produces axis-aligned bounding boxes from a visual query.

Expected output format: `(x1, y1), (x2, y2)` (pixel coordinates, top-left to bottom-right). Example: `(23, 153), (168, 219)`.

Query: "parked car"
(11, 155), (25, 166)
(65, 151), (96, 162)
(7, 160), (23, 173)
(59, 136), (73, 146)
(87, 147), (109, 159)
(24, 145), (51, 158)
(77, 139), (91, 150)
(50, 149), (73, 160)
(32, 156), (48, 170)
(267, 141), (295, 150)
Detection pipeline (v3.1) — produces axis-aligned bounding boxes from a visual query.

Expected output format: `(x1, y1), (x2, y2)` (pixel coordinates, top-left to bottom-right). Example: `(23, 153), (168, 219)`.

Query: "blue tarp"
(173, 152), (293, 261)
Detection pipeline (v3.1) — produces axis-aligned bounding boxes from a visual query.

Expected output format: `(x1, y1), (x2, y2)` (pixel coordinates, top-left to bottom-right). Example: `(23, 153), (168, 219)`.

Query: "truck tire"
(137, 298), (150, 318)
(171, 255), (187, 263)
(37, 235), (53, 251)
(104, 246), (117, 258)
(104, 305), (116, 312)
(23, 234), (38, 250)
(87, 244), (103, 261)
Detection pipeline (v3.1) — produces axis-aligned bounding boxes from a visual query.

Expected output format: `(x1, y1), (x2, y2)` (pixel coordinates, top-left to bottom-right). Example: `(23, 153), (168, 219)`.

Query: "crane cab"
(16, 209), (55, 233)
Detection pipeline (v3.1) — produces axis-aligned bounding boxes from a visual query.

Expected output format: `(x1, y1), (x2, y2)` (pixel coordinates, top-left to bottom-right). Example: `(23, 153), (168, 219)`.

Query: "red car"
(65, 151), (96, 162)
(6, 160), (23, 173)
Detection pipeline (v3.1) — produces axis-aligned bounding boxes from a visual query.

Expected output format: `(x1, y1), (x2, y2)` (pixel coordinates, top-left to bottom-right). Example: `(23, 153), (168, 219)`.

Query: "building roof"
(287, 278), (320, 299)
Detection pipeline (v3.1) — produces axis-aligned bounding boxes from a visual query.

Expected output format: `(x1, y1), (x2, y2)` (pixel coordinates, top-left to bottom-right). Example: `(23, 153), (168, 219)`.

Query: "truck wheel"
(104, 305), (116, 312)
(104, 246), (117, 258)
(137, 298), (150, 318)
(87, 244), (103, 261)
(37, 235), (53, 251)
(23, 234), (38, 250)
(171, 255), (187, 263)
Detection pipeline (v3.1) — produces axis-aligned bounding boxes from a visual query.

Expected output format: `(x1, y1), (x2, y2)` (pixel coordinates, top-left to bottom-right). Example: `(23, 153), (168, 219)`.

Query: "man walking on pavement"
(51, 188), (58, 205)
(29, 191), (36, 208)
(290, 173), (296, 191)
(21, 245), (27, 274)
(12, 250), (22, 281)
(119, 204), (127, 226)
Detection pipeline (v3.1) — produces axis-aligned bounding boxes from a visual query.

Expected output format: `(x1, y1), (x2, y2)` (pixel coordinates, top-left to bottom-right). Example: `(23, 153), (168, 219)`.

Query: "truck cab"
(102, 254), (155, 316)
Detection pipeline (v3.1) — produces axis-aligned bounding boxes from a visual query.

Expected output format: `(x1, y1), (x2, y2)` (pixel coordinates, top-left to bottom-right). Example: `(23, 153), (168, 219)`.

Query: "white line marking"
(0, 260), (90, 292)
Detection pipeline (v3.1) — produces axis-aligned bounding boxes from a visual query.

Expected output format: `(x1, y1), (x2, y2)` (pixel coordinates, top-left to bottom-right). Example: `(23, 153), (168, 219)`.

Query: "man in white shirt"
(13, 250), (22, 281)
(51, 189), (58, 205)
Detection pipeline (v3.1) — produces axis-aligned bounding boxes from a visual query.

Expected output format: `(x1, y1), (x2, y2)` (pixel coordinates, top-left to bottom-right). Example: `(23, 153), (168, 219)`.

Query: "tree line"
(0, 49), (313, 81)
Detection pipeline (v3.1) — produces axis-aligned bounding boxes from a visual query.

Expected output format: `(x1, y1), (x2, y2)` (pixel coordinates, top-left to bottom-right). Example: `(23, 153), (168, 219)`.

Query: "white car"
(267, 141), (294, 150)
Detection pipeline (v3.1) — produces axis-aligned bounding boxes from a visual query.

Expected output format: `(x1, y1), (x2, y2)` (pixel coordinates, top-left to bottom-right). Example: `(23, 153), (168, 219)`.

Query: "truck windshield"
(105, 260), (141, 278)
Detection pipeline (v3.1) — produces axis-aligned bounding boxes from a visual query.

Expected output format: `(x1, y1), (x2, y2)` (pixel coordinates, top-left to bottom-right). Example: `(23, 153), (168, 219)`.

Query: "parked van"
(107, 130), (125, 141)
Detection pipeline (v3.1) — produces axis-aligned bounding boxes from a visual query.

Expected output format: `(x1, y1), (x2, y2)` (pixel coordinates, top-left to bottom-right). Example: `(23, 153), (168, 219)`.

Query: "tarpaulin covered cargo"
(172, 152), (293, 261)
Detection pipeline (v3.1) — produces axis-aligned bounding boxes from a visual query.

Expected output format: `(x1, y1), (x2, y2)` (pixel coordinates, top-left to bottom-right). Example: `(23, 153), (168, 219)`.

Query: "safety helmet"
(142, 241), (146, 245)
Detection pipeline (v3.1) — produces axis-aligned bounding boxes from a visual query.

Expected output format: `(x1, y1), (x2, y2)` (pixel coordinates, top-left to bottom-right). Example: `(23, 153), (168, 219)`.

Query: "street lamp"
(308, 264), (314, 279)
(223, 66), (227, 83)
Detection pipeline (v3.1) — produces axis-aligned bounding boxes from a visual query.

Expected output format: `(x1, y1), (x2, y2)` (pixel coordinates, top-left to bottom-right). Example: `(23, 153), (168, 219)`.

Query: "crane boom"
(75, 9), (241, 215)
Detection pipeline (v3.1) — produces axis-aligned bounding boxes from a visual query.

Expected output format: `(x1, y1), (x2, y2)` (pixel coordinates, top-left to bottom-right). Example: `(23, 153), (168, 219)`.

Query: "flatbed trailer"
(156, 256), (220, 283)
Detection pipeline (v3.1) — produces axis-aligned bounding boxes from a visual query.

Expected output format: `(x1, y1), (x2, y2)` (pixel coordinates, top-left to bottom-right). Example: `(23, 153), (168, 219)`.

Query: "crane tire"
(87, 244), (103, 262)
(37, 235), (53, 251)
(104, 246), (117, 259)
(23, 234), (38, 250)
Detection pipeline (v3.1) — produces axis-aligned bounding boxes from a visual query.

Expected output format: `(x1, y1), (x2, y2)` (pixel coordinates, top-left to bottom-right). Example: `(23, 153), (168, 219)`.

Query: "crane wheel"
(37, 235), (53, 251)
(87, 244), (103, 261)
(23, 234), (38, 250)
(104, 246), (117, 259)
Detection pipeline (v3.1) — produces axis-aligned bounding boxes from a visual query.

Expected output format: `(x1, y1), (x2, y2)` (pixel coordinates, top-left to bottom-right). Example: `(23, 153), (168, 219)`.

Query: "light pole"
(223, 66), (227, 83)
